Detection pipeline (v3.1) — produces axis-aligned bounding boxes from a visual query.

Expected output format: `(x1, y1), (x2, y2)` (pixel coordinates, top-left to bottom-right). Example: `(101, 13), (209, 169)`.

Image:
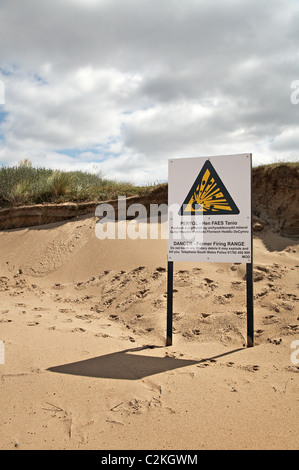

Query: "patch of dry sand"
(0, 216), (298, 450)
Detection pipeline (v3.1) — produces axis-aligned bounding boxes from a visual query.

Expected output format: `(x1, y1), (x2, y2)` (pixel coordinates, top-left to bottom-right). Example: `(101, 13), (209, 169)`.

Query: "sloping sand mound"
(0, 214), (298, 450)
(252, 164), (299, 238)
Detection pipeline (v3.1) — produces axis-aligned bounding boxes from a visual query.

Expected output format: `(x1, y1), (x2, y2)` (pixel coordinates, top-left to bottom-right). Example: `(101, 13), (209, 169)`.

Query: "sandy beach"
(0, 214), (298, 450)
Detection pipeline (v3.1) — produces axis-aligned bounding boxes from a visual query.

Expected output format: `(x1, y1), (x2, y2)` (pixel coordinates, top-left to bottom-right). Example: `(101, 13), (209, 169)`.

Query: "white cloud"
(1, 66), (140, 152)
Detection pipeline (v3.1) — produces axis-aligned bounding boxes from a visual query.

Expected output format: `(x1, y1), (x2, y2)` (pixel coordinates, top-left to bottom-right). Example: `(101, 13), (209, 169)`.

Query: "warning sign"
(180, 160), (240, 216)
(168, 154), (252, 263)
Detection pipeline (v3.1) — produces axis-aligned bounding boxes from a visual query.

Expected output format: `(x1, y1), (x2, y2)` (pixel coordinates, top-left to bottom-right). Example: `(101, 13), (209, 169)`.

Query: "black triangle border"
(179, 160), (240, 216)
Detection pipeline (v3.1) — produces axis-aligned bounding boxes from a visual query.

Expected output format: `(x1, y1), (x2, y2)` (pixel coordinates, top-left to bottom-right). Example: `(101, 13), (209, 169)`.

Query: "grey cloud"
(0, 0), (292, 72)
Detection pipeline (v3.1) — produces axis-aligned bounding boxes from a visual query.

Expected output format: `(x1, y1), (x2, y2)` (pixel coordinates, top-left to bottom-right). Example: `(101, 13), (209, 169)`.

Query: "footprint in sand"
(263, 315), (279, 325)
(231, 281), (245, 291)
(267, 338), (282, 345)
(214, 293), (234, 305)
(240, 365), (260, 372)
(233, 311), (245, 316)
(52, 283), (65, 290)
(201, 313), (211, 319)
(136, 289), (150, 299)
(103, 298), (116, 307)
(109, 314), (119, 321)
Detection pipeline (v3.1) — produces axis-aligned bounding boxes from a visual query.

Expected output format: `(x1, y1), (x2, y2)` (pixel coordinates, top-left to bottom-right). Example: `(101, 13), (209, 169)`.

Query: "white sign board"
(168, 154), (252, 263)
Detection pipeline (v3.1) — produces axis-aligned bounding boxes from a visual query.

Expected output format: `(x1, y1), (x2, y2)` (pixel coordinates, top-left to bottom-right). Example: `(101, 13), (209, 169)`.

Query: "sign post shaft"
(166, 261), (174, 346)
(246, 262), (254, 347)
(247, 157), (254, 348)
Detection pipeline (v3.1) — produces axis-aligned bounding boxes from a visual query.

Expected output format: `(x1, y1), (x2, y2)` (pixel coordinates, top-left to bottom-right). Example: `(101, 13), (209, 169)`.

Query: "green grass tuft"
(0, 161), (143, 208)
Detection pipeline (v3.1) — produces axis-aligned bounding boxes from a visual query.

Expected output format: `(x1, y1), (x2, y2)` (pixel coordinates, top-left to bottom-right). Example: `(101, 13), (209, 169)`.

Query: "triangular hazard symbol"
(179, 160), (240, 216)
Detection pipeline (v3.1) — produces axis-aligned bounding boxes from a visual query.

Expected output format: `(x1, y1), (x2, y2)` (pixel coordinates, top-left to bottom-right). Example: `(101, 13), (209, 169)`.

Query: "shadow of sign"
(47, 346), (199, 381)
(47, 346), (244, 381)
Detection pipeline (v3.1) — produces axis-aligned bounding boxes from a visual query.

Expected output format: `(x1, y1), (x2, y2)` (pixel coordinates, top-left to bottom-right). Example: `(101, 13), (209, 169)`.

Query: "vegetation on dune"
(254, 161), (299, 172)
(0, 159), (148, 208)
(1, 158), (297, 209)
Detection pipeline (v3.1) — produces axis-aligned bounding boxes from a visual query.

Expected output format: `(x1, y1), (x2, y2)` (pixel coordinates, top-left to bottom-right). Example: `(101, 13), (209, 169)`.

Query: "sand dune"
(0, 215), (298, 450)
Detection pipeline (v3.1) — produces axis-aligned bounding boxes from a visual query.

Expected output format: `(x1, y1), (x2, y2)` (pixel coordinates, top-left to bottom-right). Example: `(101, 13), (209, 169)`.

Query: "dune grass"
(254, 161), (299, 170)
(0, 160), (145, 208)
(1, 159), (297, 209)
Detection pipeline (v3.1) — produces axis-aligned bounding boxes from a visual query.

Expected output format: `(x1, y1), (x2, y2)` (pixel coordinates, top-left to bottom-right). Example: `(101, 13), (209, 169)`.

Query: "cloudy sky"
(0, 0), (298, 184)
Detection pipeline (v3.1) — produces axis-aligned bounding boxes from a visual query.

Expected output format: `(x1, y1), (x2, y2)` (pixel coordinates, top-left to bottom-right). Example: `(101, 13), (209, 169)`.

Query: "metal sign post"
(166, 261), (174, 346)
(246, 262), (254, 347)
(167, 154), (254, 348)
(246, 166), (254, 348)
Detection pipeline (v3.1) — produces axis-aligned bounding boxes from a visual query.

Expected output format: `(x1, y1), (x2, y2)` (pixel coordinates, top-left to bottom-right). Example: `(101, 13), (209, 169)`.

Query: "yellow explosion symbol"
(184, 169), (234, 213)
